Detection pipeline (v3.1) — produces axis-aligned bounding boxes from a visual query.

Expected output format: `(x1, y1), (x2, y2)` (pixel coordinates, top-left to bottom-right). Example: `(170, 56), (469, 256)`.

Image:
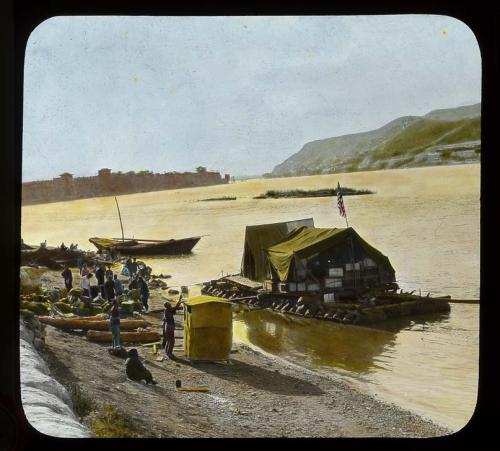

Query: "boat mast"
(115, 196), (125, 242)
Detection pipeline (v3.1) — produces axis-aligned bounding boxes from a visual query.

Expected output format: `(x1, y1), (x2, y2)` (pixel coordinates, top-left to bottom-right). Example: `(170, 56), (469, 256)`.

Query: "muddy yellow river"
(22, 164), (480, 432)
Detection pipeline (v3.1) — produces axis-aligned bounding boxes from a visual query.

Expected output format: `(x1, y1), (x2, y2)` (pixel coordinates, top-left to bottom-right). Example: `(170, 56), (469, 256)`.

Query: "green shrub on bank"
(90, 404), (137, 438)
(70, 384), (95, 418)
(254, 187), (373, 199)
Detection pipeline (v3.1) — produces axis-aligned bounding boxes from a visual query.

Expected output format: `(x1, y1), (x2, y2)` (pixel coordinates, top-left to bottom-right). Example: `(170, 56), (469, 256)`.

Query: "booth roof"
(184, 295), (232, 306)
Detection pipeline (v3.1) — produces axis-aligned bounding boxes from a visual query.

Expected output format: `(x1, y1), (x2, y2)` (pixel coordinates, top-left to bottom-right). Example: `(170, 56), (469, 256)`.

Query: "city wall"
(22, 168), (230, 205)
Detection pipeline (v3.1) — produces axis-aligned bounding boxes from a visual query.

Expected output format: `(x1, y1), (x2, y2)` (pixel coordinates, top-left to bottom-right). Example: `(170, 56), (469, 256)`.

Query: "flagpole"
(337, 181), (356, 292)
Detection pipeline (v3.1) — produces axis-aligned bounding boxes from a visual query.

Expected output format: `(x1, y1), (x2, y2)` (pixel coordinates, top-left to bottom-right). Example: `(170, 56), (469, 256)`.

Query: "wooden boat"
(89, 236), (201, 256)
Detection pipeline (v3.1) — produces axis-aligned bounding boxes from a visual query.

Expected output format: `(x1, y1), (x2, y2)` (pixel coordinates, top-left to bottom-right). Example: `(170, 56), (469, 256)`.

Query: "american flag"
(337, 182), (347, 218)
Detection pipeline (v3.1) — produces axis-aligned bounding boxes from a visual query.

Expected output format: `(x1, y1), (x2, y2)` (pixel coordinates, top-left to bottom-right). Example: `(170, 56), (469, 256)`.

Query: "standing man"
(113, 274), (124, 296)
(130, 258), (138, 277)
(80, 263), (89, 277)
(104, 275), (116, 301)
(80, 272), (92, 297)
(138, 277), (150, 313)
(109, 299), (121, 350)
(125, 257), (133, 279)
(61, 265), (73, 291)
(162, 297), (184, 359)
(95, 264), (105, 297)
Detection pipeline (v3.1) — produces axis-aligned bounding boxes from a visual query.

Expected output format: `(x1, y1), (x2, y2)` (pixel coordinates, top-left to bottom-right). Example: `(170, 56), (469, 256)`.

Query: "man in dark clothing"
(128, 275), (139, 291)
(162, 298), (184, 358)
(138, 277), (150, 312)
(61, 266), (72, 291)
(125, 349), (157, 384)
(130, 258), (138, 277)
(104, 275), (115, 301)
(95, 264), (105, 297)
(109, 299), (120, 349)
(125, 257), (133, 278)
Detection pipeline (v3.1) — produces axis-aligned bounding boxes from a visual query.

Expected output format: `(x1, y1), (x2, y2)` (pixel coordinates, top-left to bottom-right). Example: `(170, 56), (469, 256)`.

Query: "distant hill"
(270, 103), (480, 177)
(423, 103), (481, 121)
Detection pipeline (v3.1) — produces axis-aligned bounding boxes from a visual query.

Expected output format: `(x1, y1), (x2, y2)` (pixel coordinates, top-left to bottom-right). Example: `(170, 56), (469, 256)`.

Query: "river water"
(21, 164), (480, 432)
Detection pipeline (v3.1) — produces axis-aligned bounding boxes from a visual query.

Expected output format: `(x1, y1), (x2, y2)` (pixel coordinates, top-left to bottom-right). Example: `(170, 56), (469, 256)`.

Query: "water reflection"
(369, 312), (451, 333)
(234, 310), (399, 373)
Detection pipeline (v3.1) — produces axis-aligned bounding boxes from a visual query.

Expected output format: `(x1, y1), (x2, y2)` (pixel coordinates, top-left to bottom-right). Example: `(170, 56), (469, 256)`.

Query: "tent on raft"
(265, 226), (396, 291)
(241, 218), (314, 282)
(241, 218), (395, 292)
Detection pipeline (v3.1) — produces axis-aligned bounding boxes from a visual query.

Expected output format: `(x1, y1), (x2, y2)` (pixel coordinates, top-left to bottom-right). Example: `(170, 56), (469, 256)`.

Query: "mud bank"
(20, 269), (451, 437)
(39, 315), (451, 438)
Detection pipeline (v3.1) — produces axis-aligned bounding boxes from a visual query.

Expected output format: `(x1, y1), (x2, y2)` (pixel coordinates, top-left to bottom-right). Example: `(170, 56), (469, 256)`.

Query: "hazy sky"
(23, 15), (481, 181)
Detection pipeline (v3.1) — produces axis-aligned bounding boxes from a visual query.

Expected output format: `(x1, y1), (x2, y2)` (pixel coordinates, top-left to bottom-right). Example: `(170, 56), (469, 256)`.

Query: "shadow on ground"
(192, 358), (324, 396)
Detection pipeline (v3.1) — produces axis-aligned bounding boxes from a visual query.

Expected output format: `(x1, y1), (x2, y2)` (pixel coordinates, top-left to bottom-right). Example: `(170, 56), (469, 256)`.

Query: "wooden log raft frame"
(86, 330), (161, 343)
(39, 317), (150, 331)
(201, 279), (455, 325)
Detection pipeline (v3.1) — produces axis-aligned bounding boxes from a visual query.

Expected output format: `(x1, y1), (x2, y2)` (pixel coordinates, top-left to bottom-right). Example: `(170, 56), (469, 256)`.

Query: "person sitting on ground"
(104, 275), (116, 301)
(113, 274), (124, 296)
(109, 299), (121, 350)
(138, 277), (150, 312)
(162, 297), (184, 358)
(61, 265), (73, 291)
(125, 348), (157, 385)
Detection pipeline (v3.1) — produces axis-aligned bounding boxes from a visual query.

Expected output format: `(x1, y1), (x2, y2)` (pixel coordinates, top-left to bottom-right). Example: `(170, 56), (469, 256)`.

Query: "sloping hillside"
(270, 103), (480, 177)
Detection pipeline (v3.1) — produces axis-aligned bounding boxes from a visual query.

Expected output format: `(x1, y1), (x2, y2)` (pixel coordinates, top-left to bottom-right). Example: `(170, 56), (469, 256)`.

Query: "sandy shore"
(24, 269), (451, 438)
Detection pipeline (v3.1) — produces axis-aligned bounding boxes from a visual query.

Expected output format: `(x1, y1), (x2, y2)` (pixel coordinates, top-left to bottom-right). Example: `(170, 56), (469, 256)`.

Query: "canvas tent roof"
(266, 226), (395, 282)
(241, 218), (314, 282)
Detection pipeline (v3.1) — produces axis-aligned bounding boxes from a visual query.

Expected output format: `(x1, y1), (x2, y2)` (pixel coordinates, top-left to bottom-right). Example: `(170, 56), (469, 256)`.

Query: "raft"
(202, 278), (453, 326)
(86, 330), (161, 343)
(39, 317), (149, 331)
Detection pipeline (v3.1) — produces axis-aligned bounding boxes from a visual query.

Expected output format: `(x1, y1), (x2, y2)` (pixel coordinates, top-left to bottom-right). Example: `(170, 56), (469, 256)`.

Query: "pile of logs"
(38, 315), (160, 344)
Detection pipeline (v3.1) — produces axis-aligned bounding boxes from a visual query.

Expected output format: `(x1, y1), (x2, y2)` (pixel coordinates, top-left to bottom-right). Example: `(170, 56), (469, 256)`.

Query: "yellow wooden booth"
(183, 295), (233, 361)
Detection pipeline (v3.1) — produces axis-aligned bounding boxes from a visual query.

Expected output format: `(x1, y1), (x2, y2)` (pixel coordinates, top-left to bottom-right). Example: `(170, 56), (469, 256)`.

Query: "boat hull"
(89, 236), (201, 256)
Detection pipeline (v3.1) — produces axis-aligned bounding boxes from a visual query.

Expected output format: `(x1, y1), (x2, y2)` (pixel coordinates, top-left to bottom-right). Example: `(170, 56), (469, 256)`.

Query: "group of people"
(61, 256), (184, 385)
(61, 259), (151, 311)
(59, 242), (78, 251)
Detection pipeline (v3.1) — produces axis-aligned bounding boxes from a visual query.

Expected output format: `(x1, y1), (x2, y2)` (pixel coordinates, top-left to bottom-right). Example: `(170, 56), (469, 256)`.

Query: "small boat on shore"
(89, 236), (201, 256)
